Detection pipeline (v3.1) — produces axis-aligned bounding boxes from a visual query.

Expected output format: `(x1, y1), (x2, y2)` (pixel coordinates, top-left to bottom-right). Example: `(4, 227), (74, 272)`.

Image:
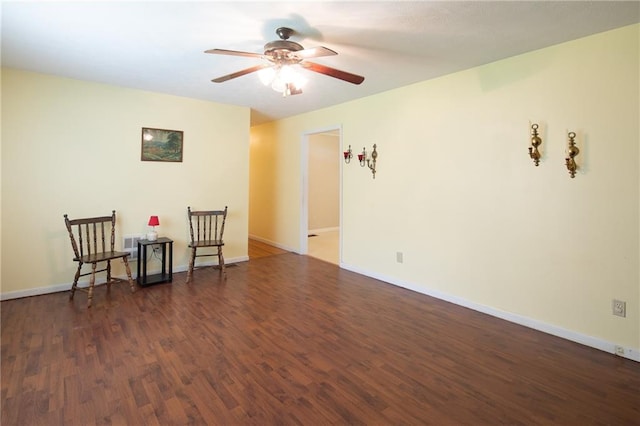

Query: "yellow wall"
(1, 69), (250, 296)
(308, 132), (340, 231)
(249, 25), (640, 356)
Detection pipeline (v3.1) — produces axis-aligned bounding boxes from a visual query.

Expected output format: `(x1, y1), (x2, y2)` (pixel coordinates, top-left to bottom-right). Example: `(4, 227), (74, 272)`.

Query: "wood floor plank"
(248, 238), (289, 259)
(2, 243), (639, 425)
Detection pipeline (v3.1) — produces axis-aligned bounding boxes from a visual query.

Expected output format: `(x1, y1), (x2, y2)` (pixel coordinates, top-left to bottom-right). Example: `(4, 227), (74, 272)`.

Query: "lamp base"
(146, 231), (158, 241)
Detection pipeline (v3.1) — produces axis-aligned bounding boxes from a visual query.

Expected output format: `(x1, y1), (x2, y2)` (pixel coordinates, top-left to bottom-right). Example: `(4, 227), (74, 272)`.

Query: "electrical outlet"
(396, 252), (403, 263)
(615, 346), (625, 356)
(612, 299), (626, 317)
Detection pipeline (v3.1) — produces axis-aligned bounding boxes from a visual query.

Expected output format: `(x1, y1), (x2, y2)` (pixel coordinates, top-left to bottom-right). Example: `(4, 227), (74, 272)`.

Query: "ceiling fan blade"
(212, 64), (270, 83)
(302, 62), (365, 85)
(295, 46), (337, 59)
(205, 48), (263, 59)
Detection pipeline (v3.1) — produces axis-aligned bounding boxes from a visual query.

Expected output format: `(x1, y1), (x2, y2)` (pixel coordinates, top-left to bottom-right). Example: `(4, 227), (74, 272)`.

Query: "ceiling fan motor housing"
(264, 40), (304, 62)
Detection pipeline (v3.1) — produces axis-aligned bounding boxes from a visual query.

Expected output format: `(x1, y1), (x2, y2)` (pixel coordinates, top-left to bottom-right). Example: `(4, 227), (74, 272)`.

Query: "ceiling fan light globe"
(292, 73), (307, 89)
(283, 65), (307, 88)
(258, 67), (276, 86)
(271, 76), (286, 93)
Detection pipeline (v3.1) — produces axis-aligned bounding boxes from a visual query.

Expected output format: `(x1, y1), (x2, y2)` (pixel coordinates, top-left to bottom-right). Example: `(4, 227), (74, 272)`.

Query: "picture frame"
(141, 127), (184, 162)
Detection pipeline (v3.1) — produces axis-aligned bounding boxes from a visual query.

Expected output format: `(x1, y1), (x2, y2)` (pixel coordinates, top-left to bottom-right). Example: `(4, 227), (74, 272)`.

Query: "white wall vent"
(123, 234), (143, 261)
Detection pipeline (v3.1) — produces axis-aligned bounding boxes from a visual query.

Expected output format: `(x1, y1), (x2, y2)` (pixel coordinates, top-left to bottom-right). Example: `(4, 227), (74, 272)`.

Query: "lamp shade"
(148, 216), (160, 227)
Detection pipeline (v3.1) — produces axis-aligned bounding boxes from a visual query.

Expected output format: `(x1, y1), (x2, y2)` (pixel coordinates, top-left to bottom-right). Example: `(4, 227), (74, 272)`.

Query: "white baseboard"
(340, 262), (640, 363)
(0, 255), (249, 302)
(308, 227), (339, 234)
(248, 234), (295, 253)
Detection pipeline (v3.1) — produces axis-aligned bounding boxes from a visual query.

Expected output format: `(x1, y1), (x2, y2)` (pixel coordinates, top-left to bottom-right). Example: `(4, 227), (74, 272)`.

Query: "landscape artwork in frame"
(141, 127), (183, 162)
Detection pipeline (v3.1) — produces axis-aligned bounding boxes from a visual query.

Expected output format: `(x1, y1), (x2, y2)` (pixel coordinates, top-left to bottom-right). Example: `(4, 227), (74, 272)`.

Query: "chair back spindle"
(65, 211), (117, 260)
(189, 207), (227, 244)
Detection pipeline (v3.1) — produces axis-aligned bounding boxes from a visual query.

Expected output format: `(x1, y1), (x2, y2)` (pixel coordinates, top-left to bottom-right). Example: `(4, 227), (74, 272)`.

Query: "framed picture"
(141, 127), (183, 162)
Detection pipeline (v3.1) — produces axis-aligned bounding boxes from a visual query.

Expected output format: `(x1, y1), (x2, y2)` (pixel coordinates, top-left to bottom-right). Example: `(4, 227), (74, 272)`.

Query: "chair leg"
(87, 263), (97, 308)
(218, 247), (226, 278)
(70, 263), (82, 300)
(122, 257), (136, 293)
(186, 247), (196, 283)
(106, 260), (112, 290)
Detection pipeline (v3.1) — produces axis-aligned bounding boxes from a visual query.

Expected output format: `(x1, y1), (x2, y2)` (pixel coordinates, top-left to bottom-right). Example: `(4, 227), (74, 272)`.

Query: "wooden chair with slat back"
(186, 206), (228, 283)
(64, 210), (136, 308)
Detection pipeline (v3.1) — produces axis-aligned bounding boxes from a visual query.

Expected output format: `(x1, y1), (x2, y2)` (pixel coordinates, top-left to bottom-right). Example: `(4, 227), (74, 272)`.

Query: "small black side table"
(137, 237), (173, 286)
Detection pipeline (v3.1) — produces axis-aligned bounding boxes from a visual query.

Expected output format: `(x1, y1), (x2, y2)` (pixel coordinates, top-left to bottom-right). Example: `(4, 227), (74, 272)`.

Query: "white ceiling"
(2, 1), (639, 126)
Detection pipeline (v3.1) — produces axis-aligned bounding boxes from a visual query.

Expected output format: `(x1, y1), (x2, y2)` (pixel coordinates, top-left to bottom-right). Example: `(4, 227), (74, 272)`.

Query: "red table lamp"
(147, 215), (159, 241)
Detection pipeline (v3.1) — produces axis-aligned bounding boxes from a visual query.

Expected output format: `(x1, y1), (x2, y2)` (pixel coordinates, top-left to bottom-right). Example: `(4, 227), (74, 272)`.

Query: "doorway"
(300, 127), (341, 264)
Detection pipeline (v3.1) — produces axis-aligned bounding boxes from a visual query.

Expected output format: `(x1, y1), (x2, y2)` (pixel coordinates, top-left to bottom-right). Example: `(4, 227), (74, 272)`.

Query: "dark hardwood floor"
(2, 241), (639, 425)
(248, 238), (289, 259)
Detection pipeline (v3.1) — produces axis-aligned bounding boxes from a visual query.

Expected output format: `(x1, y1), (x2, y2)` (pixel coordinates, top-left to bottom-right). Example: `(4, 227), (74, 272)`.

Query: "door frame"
(299, 125), (343, 264)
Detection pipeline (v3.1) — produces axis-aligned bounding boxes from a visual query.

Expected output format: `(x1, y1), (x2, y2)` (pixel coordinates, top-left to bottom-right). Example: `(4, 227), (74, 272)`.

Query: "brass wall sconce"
(343, 145), (352, 164)
(528, 123), (542, 166)
(367, 144), (378, 179)
(357, 145), (378, 178)
(565, 131), (579, 178)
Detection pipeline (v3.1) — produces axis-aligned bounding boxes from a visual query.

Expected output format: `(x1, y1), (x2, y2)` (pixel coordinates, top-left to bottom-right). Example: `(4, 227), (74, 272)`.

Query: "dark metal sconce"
(367, 144), (378, 179)
(343, 145), (352, 164)
(565, 131), (579, 178)
(528, 123), (542, 166)
(358, 147), (366, 167)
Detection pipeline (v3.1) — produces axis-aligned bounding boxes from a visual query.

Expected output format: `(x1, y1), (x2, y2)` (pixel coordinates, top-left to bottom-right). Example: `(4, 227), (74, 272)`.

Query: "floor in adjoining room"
(307, 229), (338, 265)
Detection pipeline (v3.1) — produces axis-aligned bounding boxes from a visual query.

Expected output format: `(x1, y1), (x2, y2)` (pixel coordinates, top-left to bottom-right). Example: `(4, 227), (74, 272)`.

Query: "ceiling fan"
(205, 27), (365, 96)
